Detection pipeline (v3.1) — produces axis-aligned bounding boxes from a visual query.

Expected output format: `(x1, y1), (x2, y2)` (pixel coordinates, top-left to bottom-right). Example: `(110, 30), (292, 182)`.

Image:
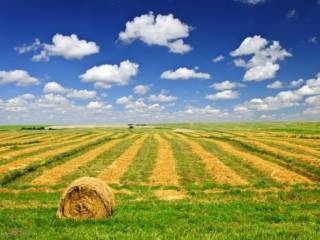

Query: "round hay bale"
(57, 177), (115, 220)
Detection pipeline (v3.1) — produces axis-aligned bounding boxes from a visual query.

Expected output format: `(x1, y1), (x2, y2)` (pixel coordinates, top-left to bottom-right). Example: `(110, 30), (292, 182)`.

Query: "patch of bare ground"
(0, 133), (112, 175)
(154, 189), (187, 201)
(31, 133), (125, 185)
(209, 139), (312, 184)
(149, 134), (179, 186)
(243, 139), (320, 168)
(176, 134), (247, 186)
(97, 135), (148, 184)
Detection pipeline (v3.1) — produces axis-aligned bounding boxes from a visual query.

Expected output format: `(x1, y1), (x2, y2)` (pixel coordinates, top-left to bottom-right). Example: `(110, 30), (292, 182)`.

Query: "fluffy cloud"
(305, 95), (320, 106)
(0, 70), (39, 86)
(234, 91), (302, 112)
(119, 12), (192, 54)
(235, 72), (320, 113)
(295, 73), (320, 96)
(231, 36), (268, 56)
(309, 36), (318, 44)
(86, 101), (112, 110)
(0, 92), (114, 124)
(66, 90), (97, 99)
(287, 9), (296, 19)
(290, 78), (304, 88)
(43, 82), (66, 93)
(161, 67), (210, 80)
(206, 90), (239, 100)
(184, 105), (221, 115)
(16, 34), (99, 61)
(209, 80), (244, 90)
(80, 60), (139, 88)
(236, 0), (265, 4)
(116, 95), (164, 112)
(133, 85), (150, 95)
(43, 81), (96, 99)
(148, 93), (177, 102)
(267, 80), (283, 89)
(212, 55), (224, 63)
(230, 36), (291, 82)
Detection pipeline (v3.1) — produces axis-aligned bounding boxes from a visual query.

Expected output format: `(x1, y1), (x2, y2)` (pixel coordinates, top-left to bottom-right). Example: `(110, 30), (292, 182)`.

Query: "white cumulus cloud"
(116, 95), (164, 112)
(0, 70), (39, 86)
(119, 12), (192, 54)
(206, 90), (239, 100)
(230, 35), (291, 82)
(148, 93), (177, 102)
(43, 81), (96, 99)
(209, 80), (244, 90)
(289, 78), (304, 88)
(80, 60), (139, 88)
(133, 85), (151, 95)
(87, 101), (112, 110)
(16, 34), (99, 61)
(236, 0), (266, 4)
(212, 55), (225, 63)
(161, 67), (210, 80)
(267, 80), (283, 89)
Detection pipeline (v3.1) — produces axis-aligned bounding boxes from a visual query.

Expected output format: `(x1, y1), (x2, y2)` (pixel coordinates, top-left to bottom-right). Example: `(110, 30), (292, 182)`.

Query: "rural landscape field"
(1, 0), (320, 239)
(0, 122), (319, 239)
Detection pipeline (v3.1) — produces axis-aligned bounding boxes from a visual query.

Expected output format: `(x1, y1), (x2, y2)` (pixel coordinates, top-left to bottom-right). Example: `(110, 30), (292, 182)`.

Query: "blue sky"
(0, 0), (319, 124)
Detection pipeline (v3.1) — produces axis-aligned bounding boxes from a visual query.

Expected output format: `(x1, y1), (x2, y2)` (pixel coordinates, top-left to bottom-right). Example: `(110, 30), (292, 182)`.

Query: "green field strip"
(253, 138), (320, 159)
(0, 133), (120, 187)
(0, 133), (112, 177)
(252, 136), (320, 151)
(8, 133), (123, 187)
(55, 134), (140, 187)
(207, 135), (320, 182)
(121, 135), (158, 184)
(165, 134), (212, 186)
(193, 137), (277, 186)
(0, 134), (50, 148)
(0, 133), (41, 143)
(0, 132), (98, 165)
(0, 132), (78, 156)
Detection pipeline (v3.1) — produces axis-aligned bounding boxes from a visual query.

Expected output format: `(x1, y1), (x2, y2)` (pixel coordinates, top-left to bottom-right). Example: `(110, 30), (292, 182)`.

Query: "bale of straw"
(57, 177), (115, 219)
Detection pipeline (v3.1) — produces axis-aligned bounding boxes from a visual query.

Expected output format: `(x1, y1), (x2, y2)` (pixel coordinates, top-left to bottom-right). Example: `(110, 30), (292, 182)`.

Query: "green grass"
(56, 135), (139, 187)
(167, 135), (212, 186)
(194, 137), (277, 186)
(121, 135), (158, 183)
(1, 187), (320, 239)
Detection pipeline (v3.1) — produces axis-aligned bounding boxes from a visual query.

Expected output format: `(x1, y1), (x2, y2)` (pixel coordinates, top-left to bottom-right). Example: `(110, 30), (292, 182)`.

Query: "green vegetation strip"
(7, 134), (125, 187)
(167, 134), (211, 186)
(206, 135), (320, 181)
(0, 134), (117, 187)
(57, 135), (139, 187)
(195, 138), (277, 187)
(0, 132), (95, 165)
(121, 135), (158, 183)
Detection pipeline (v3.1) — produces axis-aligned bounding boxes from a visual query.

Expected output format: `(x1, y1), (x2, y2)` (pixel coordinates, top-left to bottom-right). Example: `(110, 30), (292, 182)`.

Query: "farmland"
(0, 122), (320, 239)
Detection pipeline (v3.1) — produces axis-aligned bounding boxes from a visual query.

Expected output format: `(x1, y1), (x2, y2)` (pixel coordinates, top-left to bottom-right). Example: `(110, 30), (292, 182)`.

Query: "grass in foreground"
(0, 187), (320, 240)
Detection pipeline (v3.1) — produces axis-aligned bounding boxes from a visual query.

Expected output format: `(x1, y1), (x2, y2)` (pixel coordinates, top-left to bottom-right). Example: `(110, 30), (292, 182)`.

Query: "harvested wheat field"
(0, 123), (320, 239)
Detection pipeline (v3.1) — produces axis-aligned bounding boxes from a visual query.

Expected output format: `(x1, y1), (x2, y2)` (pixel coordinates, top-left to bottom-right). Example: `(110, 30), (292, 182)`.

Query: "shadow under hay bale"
(57, 177), (115, 220)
